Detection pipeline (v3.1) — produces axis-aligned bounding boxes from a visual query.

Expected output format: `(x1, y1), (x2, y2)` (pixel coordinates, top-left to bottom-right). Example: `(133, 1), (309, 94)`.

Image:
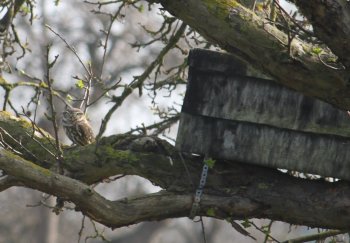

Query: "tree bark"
(1, 111), (350, 230)
(293, 0), (350, 68)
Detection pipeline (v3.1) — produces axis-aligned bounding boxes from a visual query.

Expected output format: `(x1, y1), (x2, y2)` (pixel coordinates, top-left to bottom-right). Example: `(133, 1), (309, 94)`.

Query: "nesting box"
(176, 49), (350, 180)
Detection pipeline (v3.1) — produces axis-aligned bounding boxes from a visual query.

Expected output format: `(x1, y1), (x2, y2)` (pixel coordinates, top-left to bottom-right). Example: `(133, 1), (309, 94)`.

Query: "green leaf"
(258, 183), (269, 190)
(66, 94), (73, 102)
(261, 225), (270, 234)
(75, 80), (85, 89)
(327, 57), (337, 63)
(311, 47), (322, 55)
(241, 219), (251, 228)
(206, 208), (215, 217)
(204, 157), (216, 169)
(20, 6), (31, 14)
(138, 4), (144, 12)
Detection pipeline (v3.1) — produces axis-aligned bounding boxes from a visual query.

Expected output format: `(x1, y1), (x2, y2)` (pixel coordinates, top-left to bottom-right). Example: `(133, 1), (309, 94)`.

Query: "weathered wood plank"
(177, 113), (350, 180)
(185, 50), (350, 137)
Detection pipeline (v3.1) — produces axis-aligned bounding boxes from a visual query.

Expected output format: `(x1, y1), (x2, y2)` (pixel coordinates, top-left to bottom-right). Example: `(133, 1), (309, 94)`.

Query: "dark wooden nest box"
(176, 49), (350, 180)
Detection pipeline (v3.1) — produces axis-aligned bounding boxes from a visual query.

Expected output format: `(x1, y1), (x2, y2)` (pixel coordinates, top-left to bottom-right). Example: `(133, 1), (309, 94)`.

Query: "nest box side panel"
(182, 66), (350, 137)
(177, 113), (350, 180)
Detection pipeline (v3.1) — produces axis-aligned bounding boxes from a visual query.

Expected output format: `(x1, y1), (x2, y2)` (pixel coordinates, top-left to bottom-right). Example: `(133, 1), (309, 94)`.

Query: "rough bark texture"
(293, 0), (350, 68)
(158, 0), (350, 110)
(1, 111), (350, 230)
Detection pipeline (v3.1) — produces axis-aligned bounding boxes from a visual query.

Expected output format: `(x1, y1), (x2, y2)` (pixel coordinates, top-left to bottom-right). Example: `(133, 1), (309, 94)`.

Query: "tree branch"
(293, 0), (350, 68)
(1, 112), (350, 229)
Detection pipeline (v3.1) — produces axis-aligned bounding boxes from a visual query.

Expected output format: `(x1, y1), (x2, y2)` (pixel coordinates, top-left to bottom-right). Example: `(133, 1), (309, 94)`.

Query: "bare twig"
(282, 230), (348, 243)
(96, 22), (187, 140)
(0, 126), (38, 160)
(263, 220), (274, 243)
(84, 0), (125, 8)
(317, 53), (343, 70)
(0, 69), (72, 107)
(126, 113), (180, 135)
(80, 63), (94, 112)
(273, 0), (314, 37)
(98, 2), (126, 80)
(228, 220), (257, 240)
(19, 110), (57, 158)
(85, 219), (110, 243)
(78, 215), (86, 243)
(45, 45), (63, 161)
(26, 194), (54, 208)
(88, 78), (122, 107)
(46, 25), (91, 76)
(7, 99), (20, 117)
(199, 217), (207, 243)
(2, 89), (10, 111)
(46, 25), (96, 112)
(250, 221), (280, 243)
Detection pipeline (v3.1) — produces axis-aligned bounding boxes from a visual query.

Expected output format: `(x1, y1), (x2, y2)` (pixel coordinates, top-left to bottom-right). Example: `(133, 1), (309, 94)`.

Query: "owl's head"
(62, 106), (86, 125)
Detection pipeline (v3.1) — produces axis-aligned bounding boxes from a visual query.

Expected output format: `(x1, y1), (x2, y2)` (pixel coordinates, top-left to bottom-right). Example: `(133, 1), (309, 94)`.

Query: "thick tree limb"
(0, 148), (258, 228)
(156, 0), (350, 110)
(293, 0), (350, 68)
(1, 112), (350, 229)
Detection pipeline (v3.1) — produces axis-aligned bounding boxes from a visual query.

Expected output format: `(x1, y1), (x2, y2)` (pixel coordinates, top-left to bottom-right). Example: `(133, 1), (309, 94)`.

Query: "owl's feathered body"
(62, 107), (95, 146)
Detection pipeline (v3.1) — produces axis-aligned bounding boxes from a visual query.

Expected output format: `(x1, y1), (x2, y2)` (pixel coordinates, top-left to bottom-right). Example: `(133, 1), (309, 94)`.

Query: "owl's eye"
(76, 112), (84, 116)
